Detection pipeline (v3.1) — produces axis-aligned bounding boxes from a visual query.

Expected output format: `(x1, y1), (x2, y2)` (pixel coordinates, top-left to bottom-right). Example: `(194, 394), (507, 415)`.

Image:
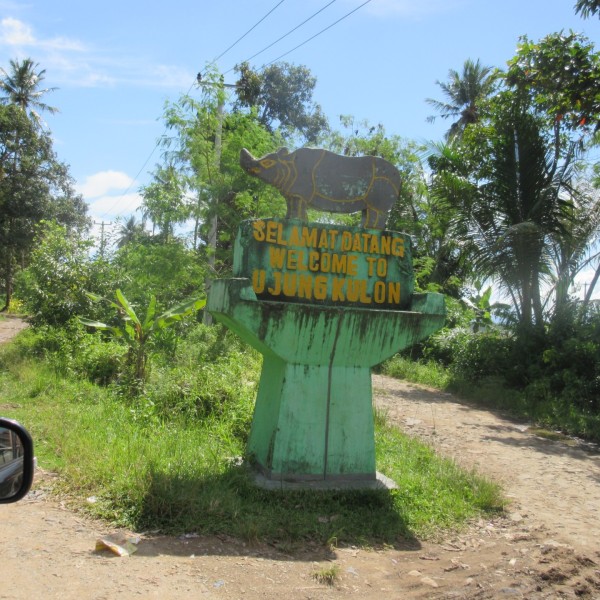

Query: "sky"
(0, 0), (598, 255)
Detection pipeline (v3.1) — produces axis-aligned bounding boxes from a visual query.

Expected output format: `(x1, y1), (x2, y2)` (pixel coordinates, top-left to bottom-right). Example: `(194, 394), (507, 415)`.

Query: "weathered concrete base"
(251, 468), (398, 491)
(208, 278), (445, 484)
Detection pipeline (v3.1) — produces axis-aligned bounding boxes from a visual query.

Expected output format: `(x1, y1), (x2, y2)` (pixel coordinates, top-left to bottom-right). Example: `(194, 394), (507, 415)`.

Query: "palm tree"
(431, 95), (575, 330)
(0, 58), (58, 127)
(574, 0), (600, 18)
(116, 215), (146, 248)
(0, 59), (58, 311)
(426, 59), (495, 140)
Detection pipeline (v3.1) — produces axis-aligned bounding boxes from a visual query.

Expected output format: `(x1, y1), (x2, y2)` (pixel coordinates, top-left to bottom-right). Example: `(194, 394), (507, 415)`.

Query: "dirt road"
(1, 318), (600, 598)
(0, 315), (28, 345)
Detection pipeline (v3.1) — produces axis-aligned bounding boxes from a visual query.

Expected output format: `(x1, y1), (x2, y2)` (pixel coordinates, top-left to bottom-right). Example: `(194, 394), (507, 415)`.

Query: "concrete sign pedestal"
(207, 218), (445, 489)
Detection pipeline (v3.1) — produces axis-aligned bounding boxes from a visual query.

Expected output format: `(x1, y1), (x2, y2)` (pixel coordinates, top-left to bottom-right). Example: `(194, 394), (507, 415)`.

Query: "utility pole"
(196, 73), (242, 325)
(94, 220), (107, 259)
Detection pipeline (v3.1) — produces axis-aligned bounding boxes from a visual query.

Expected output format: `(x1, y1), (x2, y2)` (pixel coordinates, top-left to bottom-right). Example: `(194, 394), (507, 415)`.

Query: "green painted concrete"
(207, 217), (445, 484)
(208, 276), (445, 482)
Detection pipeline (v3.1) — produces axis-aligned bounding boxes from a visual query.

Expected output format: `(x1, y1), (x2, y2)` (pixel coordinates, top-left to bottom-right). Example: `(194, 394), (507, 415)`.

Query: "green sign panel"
(233, 218), (414, 310)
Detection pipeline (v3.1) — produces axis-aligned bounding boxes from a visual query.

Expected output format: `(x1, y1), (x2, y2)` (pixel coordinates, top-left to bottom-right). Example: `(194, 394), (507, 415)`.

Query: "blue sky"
(0, 0), (598, 237)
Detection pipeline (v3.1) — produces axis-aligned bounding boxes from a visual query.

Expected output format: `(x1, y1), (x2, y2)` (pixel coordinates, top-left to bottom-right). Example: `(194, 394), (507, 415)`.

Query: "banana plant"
(463, 281), (509, 332)
(80, 289), (206, 383)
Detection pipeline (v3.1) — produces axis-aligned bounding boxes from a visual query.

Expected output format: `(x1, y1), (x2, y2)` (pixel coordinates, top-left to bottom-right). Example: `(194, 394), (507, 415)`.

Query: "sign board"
(233, 218), (414, 310)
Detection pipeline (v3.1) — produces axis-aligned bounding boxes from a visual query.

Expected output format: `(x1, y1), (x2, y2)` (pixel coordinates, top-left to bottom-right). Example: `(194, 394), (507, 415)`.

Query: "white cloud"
(149, 64), (195, 89)
(76, 170), (135, 199)
(0, 17), (35, 45)
(0, 17), (85, 52)
(87, 192), (143, 221)
(78, 171), (142, 228)
(0, 17), (192, 89)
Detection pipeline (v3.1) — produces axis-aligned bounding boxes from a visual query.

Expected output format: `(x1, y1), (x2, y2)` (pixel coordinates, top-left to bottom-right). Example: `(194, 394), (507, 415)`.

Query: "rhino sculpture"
(240, 147), (400, 230)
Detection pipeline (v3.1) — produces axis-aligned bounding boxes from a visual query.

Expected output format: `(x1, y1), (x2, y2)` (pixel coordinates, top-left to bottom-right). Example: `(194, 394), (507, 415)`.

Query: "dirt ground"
(1, 317), (600, 599)
(0, 314), (28, 345)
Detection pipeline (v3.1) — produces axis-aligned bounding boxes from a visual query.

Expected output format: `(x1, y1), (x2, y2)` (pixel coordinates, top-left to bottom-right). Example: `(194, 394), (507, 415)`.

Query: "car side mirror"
(0, 418), (34, 503)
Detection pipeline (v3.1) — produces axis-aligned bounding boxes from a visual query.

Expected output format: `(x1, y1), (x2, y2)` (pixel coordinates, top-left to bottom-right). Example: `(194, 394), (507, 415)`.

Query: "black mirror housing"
(0, 418), (34, 503)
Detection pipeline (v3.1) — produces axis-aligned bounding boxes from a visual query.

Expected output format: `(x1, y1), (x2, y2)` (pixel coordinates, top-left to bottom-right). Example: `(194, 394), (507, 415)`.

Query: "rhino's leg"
(361, 207), (386, 230)
(286, 195), (308, 221)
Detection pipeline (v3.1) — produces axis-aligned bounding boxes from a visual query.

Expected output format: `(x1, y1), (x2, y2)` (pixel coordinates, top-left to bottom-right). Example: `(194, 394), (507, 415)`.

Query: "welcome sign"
(233, 218), (414, 310)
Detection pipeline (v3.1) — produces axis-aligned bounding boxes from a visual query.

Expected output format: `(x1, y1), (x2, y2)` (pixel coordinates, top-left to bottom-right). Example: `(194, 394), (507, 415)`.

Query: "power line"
(94, 2), (290, 223)
(262, 0), (374, 68)
(92, 0), (371, 225)
(213, 0), (288, 63)
(223, 0), (338, 75)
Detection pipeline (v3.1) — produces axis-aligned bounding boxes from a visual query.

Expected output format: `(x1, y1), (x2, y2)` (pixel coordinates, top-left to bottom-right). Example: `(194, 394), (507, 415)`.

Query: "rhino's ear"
(277, 147), (290, 157)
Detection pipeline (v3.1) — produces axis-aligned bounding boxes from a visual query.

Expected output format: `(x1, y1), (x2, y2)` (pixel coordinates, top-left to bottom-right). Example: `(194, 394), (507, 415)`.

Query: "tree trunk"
(531, 270), (545, 328)
(203, 93), (225, 326)
(2, 248), (13, 313)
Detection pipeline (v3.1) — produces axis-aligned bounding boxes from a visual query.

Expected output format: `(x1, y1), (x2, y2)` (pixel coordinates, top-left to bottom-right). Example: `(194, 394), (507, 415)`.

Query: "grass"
(380, 355), (450, 389)
(0, 333), (505, 547)
(312, 564), (341, 585)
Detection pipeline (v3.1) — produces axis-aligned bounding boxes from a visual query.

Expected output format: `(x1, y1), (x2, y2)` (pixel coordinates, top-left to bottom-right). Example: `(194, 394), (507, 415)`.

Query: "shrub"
(15, 221), (121, 327)
(76, 340), (127, 386)
(143, 322), (261, 435)
(6, 319), (127, 386)
(421, 326), (512, 382)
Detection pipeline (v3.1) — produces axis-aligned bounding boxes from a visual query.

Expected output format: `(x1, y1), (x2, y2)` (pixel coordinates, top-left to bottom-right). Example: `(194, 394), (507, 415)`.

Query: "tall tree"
(426, 59), (495, 140)
(0, 58), (58, 127)
(0, 59), (87, 311)
(0, 104), (86, 310)
(504, 32), (600, 310)
(233, 61), (328, 143)
(433, 92), (575, 330)
(506, 32), (600, 135)
(161, 78), (281, 270)
(139, 163), (190, 243)
(322, 117), (472, 296)
(116, 215), (146, 248)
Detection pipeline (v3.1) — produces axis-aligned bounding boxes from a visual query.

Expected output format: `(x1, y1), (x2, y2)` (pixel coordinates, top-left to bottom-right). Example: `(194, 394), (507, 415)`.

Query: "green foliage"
(574, 0), (600, 18)
(114, 239), (205, 309)
(426, 58), (496, 140)
(0, 334), (503, 542)
(432, 92), (577, 328)
(5, 319), (126, 386)
(115, 215), (147, 249)
(0, 57), (57, 125)
(0, 60), (88, 311)
(141, 326), (259, 440)
(534, 304), (600, 414)
(81, 289), (206, 384)
(234, 61), (329, 143)
(161, 82), (283, 268)
(506, 31), (600, 134)
(312, 565), (340, 586)
(380, 355), (450, 389)
(447, 329), (513, 381)
(139, 164), (190, 242)
(15, 221), (118, 326)
(463, 281), (511, 332)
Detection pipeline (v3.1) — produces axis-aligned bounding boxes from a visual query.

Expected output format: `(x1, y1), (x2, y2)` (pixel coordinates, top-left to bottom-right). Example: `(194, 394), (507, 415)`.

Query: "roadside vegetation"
(1, 3), (600, 544)
(0, 324), (503, 544)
